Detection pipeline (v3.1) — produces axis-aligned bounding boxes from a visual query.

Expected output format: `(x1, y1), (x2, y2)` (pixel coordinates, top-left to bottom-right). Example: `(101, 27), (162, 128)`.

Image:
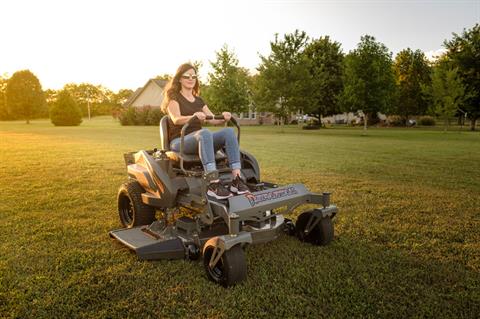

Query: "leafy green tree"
(113, 89), (134, 106)
(44, 89), (58, 114)
(423, 62), (466, 131)
(155, 74), (172, 81)
(110, 88), (134, 118)
(254, 30), (312, 124)
(303, 36), (344, 117)
(5, 70), (46, 123)
(207, 45), (250, 115)
(0, 73), (9, 120)
(393, 48), (431, 123)
(63, 83), (114, 117)
(339, 35), (396, 131)
(444, 24), (480, 130)
(50, 89), (82, 126)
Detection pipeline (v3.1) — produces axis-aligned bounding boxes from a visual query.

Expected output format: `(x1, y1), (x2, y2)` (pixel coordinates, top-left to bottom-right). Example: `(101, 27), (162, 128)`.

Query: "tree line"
(0, 23), (478, 130)
(204, 24), (478, 131)
(0, 74), (133, 125)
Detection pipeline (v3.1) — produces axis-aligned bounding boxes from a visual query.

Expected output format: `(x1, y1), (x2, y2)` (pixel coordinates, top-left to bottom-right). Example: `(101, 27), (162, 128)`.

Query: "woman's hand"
(222, 112), (232, 122)
(193, 112), (206, 121)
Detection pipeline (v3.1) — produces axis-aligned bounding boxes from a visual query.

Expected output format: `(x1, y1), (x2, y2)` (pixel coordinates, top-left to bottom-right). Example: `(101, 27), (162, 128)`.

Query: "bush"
(146, 107), (163, 125)
(136, 106), (150, 125)
(302, 124), (320, 130)
(118, 106), (164, 126)
(50, 90), (82, 126)
(418, 116), (436, 126)
(302, 116), (320, 130)
(118, 106), (137, 125)
(387, 115), (404, 127)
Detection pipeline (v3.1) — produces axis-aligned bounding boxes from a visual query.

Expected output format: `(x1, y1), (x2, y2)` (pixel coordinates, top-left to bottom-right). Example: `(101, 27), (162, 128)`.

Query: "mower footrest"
(110, 227), (185, 260)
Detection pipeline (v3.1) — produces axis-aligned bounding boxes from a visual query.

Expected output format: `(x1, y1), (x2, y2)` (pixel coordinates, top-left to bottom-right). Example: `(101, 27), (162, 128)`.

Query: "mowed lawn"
(0, 117), (479, 318)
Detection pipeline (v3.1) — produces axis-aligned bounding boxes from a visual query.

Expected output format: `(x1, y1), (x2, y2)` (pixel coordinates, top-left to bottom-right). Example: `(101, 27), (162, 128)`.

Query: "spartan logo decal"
(245, 187), (298, 207)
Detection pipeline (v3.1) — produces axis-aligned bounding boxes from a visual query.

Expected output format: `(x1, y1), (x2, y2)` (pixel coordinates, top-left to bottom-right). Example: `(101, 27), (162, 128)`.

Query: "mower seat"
(159, 115), (227, 163)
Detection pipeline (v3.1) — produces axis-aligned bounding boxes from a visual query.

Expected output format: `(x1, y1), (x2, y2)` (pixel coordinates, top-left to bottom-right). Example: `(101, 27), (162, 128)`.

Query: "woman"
(160, 63), (249, 199)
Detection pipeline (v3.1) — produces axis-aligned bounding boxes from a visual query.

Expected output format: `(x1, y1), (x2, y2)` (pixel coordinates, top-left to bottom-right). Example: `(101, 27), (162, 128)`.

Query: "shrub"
(118, 106), (137, 125)
(146, 107), (163, 125)
(418, 116), (436, 126)
(135, 106), (150, 125)
(302, 124), (320, 130)
(50, 90), (82, 126)
(302, 116), (320, 130)
(387, 115), (404, 127)
(118, 106), (164, 126)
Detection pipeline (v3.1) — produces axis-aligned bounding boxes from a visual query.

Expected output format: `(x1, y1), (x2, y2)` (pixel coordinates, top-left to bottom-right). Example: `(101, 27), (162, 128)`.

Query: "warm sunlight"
(1, 0), (477, 91)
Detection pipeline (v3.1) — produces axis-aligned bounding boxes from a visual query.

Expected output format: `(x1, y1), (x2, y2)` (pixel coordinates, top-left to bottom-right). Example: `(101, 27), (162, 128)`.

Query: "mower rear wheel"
(117, 180), (156, 228)
(295, 211), (334, 246)
(203, 245), (247, 287)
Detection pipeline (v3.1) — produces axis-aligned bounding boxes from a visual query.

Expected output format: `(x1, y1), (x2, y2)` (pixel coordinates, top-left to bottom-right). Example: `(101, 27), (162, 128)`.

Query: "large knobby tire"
(203, 245), (247, 287)
(117, 180), (156, 228)
(296, 211), (334, 246)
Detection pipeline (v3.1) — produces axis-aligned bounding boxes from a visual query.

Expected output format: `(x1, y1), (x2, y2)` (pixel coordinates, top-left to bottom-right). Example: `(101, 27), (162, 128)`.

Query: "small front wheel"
(203, 245), (247, 287)
(295, 211), (334, 246)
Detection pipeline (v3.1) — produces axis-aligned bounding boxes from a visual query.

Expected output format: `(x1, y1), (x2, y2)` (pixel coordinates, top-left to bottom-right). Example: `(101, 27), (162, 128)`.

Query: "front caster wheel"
(295, 211), (334, 246)
(283, 218), (296, 236)
(203, 245), (247, 287)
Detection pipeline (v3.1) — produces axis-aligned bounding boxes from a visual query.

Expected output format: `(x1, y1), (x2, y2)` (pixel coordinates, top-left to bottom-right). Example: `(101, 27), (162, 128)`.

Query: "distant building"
(233, 110), (275, 125)
(123, 79), (167, 108)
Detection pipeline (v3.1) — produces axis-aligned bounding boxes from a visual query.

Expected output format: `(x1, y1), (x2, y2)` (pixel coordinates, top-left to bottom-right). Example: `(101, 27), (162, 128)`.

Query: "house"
(123, 79), (167, 108)
(233, 110), (275, 125)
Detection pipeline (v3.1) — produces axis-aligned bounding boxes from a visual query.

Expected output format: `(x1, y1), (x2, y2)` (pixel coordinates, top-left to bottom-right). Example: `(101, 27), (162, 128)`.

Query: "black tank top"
(167, 94), (206, 142)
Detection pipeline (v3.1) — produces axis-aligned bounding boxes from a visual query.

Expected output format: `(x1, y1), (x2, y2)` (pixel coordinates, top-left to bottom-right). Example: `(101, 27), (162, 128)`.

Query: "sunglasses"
(181, 74), (198, 80)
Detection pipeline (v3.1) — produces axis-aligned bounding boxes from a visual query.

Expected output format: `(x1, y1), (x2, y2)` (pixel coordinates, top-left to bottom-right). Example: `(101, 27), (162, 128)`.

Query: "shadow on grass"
(1, 233), (478, 319)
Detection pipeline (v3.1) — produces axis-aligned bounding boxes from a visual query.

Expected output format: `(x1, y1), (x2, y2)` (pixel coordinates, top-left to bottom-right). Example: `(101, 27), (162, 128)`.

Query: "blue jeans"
(170, 127), (241, 172)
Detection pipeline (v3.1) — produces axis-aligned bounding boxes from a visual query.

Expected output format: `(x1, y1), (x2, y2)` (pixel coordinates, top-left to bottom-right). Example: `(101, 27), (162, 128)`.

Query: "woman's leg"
(212, 127), (249, 194)
(170, 129), (217, 172)
(212, 127), (241, 172)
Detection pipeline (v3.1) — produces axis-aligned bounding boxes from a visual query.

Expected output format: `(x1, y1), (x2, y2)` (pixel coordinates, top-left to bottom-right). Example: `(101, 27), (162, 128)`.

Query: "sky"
(0, 0), (478, 92)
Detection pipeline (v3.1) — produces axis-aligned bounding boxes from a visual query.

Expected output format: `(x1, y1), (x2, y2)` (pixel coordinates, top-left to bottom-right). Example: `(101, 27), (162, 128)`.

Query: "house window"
(251, 112), (256, 119)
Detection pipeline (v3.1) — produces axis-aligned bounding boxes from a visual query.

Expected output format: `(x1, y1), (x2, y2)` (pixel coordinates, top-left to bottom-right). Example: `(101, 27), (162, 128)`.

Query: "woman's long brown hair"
(161, 63), (199, 113)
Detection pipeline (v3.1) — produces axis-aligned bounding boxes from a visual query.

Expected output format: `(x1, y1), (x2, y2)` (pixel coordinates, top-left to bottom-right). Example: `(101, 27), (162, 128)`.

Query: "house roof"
(122, 79), (168, 107)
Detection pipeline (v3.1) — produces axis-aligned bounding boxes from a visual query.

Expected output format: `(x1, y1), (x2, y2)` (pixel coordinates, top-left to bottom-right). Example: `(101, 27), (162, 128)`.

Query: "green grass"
(1, 117), (479, 318)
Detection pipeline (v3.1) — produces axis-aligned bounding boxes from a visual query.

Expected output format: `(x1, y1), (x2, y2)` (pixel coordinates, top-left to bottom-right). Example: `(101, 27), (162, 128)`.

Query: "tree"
(339, 35), (396, 131)
(0, 73), (9, 120)
(393, 48), (431, 123)
(444, 24), (480, 130)
(44, 89), (58, 115)
(113, 89), (134, 106)
(207, 45), (250, 115)
(303, 36), (344, 117)
(111, 88), (134, 118)
(50, 89), (82, 126)
(63, 83), (114, 117)
(423, 63), (466, 131)
(5, 70), (46, 123)
(254, 30), (312, 124)
(155, 74), (172, 81)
